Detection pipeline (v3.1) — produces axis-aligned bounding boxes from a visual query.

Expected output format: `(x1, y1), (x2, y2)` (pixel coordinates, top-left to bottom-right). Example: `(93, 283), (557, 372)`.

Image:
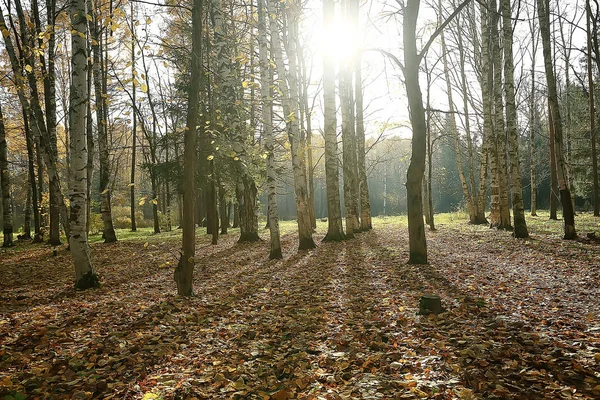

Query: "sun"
(319, 17), (358, 63)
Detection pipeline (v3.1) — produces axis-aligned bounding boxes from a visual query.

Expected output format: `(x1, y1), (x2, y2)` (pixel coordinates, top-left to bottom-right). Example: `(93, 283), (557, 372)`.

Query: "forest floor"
(0, 212), (599, 400)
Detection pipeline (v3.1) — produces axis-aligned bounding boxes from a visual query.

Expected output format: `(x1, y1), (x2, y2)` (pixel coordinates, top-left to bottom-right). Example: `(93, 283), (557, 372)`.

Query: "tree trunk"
(588, 0), (600, 216)
(259, 0), (282, 259)
(12, 0), (70, 241)
(90, 2), (117, 243)
(218, 181), (229, 234)
(440, 0), (475, 223)
(322, 0), (346, 242)
(456, 10), (483, 224)
(529, 3), (538, 216)
(491, 0), (512, 230)
(404, 0), (428, 264)
(130, 2), (138, 231)
(0, 103), (13, 247)
(501, 0), (528, 238)
(537, 0), (576, 238)
(23, 111), (39, 240)
(340, 0), (360, 238)
(69, 0), (98, 289)
(548, 104), (559, 220)
(175, 0), (202, 296)
(270, 0), (315, 249)
(86, 57), (94, 236)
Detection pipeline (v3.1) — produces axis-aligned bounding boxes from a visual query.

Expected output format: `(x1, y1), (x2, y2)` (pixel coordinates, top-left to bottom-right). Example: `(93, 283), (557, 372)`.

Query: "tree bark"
(403, 0), (428, 264)
(501, 0), (528, 238)
(175, 0), (202, 296)
(0, 103), (13, 247)
(340, 0), (360, 238)
(270, 0), (315, 250)
(69, 0), (98, 289)
(587, 0), (600, 216)
(90, 0), (117, 243)
(259, 0), (282, 259)
(537, 0), (576, 239)
(130, 2), (138, 231)
(322, 0), (346, 242)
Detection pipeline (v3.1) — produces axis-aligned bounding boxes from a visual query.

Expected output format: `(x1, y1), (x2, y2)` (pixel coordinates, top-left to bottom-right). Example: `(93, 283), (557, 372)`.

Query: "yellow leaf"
(242, 81), (249, 88)
(1, 28), (9, 38)
(188, 257), (195, 263)
(78, 31), (85, 38)
(24, 64), (33, 73)
(85, 14), (93, 21)
(143, 242), (149, 248)
(163, 61), (168, 68)
(142, 393), (158, 400)
(127, 183), (135, 187)
(100, 189), (109, 195)
(207, 155), (214, 161)
(138, 197), (147, 206)
(151, 198), (158, 205)
(234, 157), (239, 161)
(146, 17), (152, 25)
(141, 83), (148, 93)
(0, 376), (12, 387)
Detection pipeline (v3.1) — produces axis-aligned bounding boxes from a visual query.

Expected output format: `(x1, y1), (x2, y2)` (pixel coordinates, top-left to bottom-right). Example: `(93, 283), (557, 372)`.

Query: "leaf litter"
(0, 219), (599, 399)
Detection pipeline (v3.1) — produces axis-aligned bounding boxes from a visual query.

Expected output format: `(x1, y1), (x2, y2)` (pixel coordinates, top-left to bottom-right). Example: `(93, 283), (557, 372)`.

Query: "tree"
(0, 102), (13, 247)
(89, 0), (117, 243)
(175, 0), (203, 296)
(258, 0), (282, 259)
(322, 0), (346, 242)
(69, 0), (99, 289)
(402, 0), (469, 264)
(501, 0), (528, 238)
(537, 0), (576, 239)
(269, 0), (315, 250)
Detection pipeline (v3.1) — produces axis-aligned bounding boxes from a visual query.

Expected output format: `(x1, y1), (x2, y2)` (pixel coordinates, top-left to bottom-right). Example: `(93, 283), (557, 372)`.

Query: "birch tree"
(537, 0), (576, 239)
(259, 0), (282, 259)
(69, 0), (98, 289)
(501, 0), (528, 238)
(322, 0), (346, 242)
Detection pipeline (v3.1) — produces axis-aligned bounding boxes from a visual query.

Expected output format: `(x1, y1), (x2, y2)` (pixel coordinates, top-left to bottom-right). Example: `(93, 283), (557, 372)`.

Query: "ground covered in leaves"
(1, 214), (599, 399)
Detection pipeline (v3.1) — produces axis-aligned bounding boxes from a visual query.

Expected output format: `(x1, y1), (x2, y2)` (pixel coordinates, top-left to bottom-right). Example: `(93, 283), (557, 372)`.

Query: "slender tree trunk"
(12, 0), (70, 241)
(0, 103), (13, 247)
(339, 0), (360, 237)
(549, 104), (559, 220)
(24, 186), (32, 239)
(502, 0), (528, 237)
(538, 0), (576, 238)
(70, 0), (98, 289)
(23, 111), (39, 239)
(479, 1), (494, 226)
(440, 0), (475, 223)
(353, 0), (371, 231)
(130, 2), (138, 231)
(588, 0), (600, 216)
(270, 0), (315, 249)
(529, 3), (538, 216)
(259, 0), (282, 258)
(455, 11), (482, 224)
(218, 181), (228, 234)
(86, 56), (94, 235)
(322, 0), (346, 241)
(404, 0), (427, 264)
(175, 0), (202, 296)
(492, 0), (511, 230)
(90, 1), (117, 243)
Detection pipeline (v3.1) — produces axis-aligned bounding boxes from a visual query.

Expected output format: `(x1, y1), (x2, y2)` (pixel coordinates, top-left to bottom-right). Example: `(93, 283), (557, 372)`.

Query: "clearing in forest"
(0, 214), (599, 399)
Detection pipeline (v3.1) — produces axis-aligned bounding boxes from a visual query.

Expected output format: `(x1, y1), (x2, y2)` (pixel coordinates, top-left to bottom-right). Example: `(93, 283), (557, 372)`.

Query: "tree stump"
(419, 294), (443, 315)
